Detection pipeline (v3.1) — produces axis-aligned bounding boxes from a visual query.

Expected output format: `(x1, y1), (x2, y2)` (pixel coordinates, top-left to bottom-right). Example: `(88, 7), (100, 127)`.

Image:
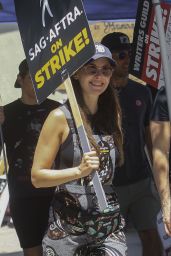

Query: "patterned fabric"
(52, 184), (121, 241)
(43, 229), (127, 255)
(43, 105), (127, 255)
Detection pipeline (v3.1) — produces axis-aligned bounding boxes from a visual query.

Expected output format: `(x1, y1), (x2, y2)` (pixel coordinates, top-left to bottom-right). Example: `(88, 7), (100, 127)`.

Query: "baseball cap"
(14, 59), (29, 88)
(91, 42), (116, 66)
(101, 32), (131, 52)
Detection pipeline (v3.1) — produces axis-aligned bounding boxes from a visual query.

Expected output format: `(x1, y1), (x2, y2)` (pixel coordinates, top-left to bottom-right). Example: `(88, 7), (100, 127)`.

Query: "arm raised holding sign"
(31, 107), (100, 187)
(31, 43), (127, 255)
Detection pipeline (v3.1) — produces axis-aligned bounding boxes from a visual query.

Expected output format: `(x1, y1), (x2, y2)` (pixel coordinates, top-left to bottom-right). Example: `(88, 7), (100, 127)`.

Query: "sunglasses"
(115, 50), (131, 60)
(83, 65), (114, 77)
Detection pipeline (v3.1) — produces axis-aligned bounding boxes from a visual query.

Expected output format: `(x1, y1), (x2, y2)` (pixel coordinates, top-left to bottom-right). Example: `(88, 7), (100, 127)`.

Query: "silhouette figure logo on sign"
(40, 0), (53, 27)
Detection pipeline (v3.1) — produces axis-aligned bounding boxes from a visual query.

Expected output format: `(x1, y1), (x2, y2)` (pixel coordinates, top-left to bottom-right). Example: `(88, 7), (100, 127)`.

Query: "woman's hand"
(0, 107), (5, 125)
(78, 151), (99, 178)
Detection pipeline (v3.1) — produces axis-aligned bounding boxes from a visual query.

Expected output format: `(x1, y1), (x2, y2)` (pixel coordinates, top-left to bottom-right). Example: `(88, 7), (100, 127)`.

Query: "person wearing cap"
(0, 59), (60, 256)
(31, 42), (127, 255)
(101, 32), (161, 256)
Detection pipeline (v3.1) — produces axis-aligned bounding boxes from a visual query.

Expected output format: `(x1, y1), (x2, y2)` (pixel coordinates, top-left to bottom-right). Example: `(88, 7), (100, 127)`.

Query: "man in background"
(0, 59), (60, 256)
(101, 32), (161, 256)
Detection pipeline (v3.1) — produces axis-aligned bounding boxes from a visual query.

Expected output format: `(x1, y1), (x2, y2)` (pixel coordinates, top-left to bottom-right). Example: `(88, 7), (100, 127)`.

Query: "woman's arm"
(31, 108), (99, 188)
(150, 120), (171, 235)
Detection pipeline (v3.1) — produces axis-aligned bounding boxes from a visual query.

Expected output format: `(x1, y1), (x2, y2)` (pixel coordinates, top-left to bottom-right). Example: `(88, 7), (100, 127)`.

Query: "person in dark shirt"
(0, 59), (60, 256)
(101, 32), (161, 256)
(150, 86), (171, 236)
(146, 84), (158, 101)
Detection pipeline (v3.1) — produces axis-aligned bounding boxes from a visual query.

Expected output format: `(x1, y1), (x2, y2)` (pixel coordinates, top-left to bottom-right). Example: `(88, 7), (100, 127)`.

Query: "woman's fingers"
(79, 151), (100, 177)
(84, 150), (98, 157)
(83, 151), (99, 167)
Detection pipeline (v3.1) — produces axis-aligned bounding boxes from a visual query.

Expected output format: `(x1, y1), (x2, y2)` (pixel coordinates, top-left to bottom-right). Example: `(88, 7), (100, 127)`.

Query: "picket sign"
(0, 176), (9, 227)
(14, 0), (108, 211)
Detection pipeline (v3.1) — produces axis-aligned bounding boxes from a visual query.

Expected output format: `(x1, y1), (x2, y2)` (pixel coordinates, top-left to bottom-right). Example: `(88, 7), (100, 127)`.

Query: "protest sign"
(130, 0), (171, 89)
(14, 0), (95, 103)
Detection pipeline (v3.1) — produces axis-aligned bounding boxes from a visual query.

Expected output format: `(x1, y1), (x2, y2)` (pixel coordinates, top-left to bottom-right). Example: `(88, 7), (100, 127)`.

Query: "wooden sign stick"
(63, 74), (108, 211)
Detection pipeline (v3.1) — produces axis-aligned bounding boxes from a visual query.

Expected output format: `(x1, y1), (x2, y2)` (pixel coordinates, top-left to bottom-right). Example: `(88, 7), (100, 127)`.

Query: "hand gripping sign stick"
(62, 71), (108, 212)
(0, 95), (9, 227)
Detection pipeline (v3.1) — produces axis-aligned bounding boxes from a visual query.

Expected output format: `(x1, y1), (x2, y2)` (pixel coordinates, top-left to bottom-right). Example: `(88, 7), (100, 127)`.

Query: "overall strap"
(59, 105), (75, 135)
(59, 104), (82, 167)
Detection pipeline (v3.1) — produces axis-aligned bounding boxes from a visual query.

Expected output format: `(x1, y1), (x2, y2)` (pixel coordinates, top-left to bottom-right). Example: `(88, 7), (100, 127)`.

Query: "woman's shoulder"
(44, 106), (69, 134)
(52, 103), (73, 122)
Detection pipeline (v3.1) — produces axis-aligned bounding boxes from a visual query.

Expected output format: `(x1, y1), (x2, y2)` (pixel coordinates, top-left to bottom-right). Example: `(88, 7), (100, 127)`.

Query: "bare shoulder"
(42, 107), (69, 140)
(50, 107), (66, 119)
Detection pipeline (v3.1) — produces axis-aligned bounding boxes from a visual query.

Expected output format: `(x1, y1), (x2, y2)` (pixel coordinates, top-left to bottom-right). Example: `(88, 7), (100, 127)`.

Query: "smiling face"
(75, 58), (113, 100)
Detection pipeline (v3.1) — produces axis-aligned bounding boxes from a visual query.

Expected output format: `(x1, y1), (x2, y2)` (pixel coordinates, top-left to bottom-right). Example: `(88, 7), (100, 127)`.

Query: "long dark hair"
(71, 73), (124, 167)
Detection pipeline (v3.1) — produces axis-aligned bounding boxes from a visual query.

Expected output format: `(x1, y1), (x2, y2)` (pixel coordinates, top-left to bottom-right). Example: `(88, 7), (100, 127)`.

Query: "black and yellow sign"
(14, 0), (95, 103)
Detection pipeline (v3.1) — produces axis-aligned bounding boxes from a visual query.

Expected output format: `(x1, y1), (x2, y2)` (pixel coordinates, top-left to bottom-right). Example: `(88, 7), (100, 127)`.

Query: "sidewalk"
(0, 226), (22, 256)
(0, 226), (142, 256)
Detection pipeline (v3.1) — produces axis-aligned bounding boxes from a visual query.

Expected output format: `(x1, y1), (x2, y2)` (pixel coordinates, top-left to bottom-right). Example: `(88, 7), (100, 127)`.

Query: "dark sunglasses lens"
(85, 66), (113, 76)
(86, 66), (97, 75)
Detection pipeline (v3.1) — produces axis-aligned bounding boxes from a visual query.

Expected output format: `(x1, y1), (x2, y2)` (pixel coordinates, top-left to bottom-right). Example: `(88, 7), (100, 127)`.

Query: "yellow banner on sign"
(89, 21), (135, 42)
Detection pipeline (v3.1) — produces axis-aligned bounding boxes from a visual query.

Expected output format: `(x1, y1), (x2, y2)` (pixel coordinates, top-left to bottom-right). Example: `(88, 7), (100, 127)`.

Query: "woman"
(31, 43), (127, 255)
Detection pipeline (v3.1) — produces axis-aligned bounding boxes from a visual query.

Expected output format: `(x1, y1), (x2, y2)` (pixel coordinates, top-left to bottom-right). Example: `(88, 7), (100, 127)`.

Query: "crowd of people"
(0, 31), (170, 256)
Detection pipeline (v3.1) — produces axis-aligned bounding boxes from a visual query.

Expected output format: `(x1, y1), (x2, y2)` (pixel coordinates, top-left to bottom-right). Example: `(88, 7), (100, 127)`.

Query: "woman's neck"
(84, 95), (98, 115)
